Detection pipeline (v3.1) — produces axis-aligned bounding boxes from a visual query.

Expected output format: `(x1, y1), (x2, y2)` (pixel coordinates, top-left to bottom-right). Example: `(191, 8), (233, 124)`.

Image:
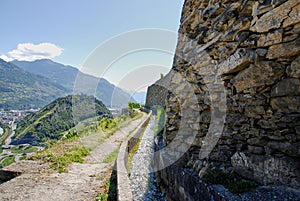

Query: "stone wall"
(155, 0), (300, 200)
(145, 72), (172, 111)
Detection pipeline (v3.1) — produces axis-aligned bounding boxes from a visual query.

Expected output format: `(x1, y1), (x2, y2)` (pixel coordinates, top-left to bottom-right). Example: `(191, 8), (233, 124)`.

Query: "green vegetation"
(0, 58), (67, 110)
(30, 142), (89, 173)
(28, 110), (143, 172)
(127, 102), (143, 119)
(13, 94), (112, 145)
(160, 73), (164, 79)
(63, 131), (79, 140)
(127, 137), (142, 171)
(102, 148), (120, 163)
(0, 155), (15, 168)
(65, 114), (131, 142)
(11, 145), (38, 154)
(131, 111), (143, 121)
(100, 118), (117, 131)
(51, 146), (89, 173)
(0, 124), (9, 144)
(203, 168), (257, 194)
(154, 107), (165, 136)
(128, 102), (141, 110)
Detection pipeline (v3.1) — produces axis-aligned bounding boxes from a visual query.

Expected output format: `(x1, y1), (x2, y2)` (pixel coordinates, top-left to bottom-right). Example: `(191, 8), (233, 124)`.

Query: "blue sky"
(0, 0), (184, 91)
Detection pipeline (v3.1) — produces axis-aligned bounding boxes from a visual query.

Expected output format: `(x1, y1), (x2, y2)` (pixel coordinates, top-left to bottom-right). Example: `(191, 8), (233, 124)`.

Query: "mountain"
(12, 59), (136, 107)
(0, 59), (67, 110)
(128, 91), (147, 104)
(12, 94), (112, 145)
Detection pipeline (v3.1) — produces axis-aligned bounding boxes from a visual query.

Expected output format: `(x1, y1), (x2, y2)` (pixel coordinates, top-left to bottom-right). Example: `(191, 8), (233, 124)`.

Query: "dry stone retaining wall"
(151, 0), (300, 200)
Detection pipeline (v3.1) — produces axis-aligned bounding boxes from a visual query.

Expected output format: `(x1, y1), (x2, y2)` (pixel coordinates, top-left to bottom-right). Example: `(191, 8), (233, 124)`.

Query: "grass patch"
(102, 112), (142, 139)
(154, 107), (165, 136)
(29, 141), (89, 173)
(131, 111), (143, 121)
(0, 155), (15, 168)
(11, 145), (38, 154)
(102, 148), (119, 163)
(127, 134), (143, 171)
(202, 168), (257, 194)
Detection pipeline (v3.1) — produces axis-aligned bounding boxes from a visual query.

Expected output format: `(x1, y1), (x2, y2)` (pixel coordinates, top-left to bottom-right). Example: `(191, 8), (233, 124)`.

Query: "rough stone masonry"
(148, 0), (300, 200)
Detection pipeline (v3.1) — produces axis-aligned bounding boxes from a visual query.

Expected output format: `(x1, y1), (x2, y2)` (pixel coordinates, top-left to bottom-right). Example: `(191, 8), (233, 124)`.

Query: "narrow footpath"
(0, 112), (147, 201)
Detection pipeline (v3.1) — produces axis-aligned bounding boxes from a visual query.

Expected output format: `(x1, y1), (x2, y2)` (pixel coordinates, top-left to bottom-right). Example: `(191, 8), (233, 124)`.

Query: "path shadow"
(107, 162), (117, 201)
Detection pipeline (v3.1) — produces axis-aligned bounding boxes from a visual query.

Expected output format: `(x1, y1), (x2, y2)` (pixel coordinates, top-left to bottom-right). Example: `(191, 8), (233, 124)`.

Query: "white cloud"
(6, 42), (63, 61)
(0, 54), (13, 62)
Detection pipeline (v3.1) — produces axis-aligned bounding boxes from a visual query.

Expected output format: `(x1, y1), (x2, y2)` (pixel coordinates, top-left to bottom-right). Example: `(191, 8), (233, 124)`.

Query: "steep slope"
(12, 94), (112, 145)
(12, 59), (136, 107)
(0, 59), (67, 110)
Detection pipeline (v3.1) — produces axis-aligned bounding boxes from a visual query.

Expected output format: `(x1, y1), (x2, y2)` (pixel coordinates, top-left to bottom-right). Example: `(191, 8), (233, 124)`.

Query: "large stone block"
(250, 0), (299, 33)
(231, 61), (285, 93)
(271, 78), (300, 97)
(267, 37), (300, 59)
(271, 96), (300, 113)
(218, 48), (255, 75)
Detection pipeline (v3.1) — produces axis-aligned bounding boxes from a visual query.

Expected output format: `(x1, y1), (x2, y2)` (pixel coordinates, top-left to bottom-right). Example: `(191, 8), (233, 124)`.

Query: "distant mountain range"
(5, 59), (135, 109)
(0, 59), (67, 110)
(126, 90), (147, 104)
(12, 94), (112, 145)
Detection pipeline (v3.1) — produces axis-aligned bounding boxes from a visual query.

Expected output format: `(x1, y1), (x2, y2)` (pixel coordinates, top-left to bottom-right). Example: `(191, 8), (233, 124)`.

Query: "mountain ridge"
(0, 59), (67, 110)
(12, 59), (136, 107)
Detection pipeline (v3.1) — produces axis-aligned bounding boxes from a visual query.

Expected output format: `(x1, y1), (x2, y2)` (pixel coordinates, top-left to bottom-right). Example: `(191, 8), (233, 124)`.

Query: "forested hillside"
(12, 94), (112, 145)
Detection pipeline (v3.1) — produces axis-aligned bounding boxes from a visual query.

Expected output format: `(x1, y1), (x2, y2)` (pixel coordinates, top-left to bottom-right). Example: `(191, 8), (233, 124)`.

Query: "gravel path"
(129, 116), (166, 201)
(0, 113), (147, 201)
